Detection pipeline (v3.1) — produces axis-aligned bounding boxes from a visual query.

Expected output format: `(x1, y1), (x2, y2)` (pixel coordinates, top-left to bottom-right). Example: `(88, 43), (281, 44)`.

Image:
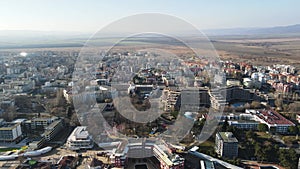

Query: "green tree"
(55, 89), (66, 107)
(279, 149), (298, 169)
(275, 98), (283, 110)
(221, 117), (229, 132)
(257, 123), (268, 132)
(288, 126), (299, 134)
(288, 102), (300, 112)
(250, 101), (261, 109)
(265, 145), (279, 162)
(254, 143), (267, 162)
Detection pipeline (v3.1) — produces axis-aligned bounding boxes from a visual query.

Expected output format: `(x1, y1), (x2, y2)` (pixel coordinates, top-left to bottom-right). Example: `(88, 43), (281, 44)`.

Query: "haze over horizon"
(1, 1), (300, 49)
(1, 0), (300, 32)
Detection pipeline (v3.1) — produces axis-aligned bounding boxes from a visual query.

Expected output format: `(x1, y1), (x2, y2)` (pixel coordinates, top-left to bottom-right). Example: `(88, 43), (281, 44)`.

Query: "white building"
(66, 126), (93, 150)
(153, 143), (185, 169)
(250, 109), (295, 133)
(0, 123), (22, 142)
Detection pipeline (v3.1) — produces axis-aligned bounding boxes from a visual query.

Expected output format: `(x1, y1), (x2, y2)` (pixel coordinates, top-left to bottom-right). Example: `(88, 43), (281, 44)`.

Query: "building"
(186, 148), (242, 169)
(226, 79), (241, 87)
(215, 132), (238, 159)
(27, 116), (59, 130)
(228, 120), (259, 130)
(66, 126), (93, 150)
(209, 89), (226, 110)
(252, 109), (295, 133)
(210, 86), (263, 109)
(29, 137), (45, 150)
(0, 122), (22, 142)
(42, 119), (63, 141)
(180, 87), (210, 111)
(162, 87), (181, 112)
(63, 88), (73, 103)
(297, 114), (300, 124)
(101, 139), (185, 169)
(216, 113), (259, 130)
(152, 143), (185, 169)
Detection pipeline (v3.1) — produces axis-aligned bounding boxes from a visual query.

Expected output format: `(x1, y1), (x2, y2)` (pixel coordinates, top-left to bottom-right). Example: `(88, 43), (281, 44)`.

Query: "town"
(0, 48), (299, 169)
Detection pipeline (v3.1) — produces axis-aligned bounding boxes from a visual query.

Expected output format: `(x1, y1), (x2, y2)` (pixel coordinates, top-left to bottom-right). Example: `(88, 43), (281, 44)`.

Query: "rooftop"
(217, 132), (238, 143)
(45, 119), (62, 130)
(0, 123), (19, 130)
(256, 109), (294, 125)
(68, 126), (90, 141)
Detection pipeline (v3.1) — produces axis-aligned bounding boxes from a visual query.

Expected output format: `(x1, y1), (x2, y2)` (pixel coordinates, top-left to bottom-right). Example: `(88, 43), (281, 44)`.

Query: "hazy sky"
(0, 0), (299, 32)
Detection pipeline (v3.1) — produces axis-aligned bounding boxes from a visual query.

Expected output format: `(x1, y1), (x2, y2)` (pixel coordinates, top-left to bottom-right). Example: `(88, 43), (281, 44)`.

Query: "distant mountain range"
(203, 24), (300, 36)
(0, 24), (300, 48)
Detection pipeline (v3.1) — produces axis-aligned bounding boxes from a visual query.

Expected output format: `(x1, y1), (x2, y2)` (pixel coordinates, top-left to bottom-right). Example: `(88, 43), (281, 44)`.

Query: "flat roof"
(12, 119), (26, 123)
(0, 123), (19, 130)
(68, 126), (90, 141)
(46, 119), (62, 129)
(217, 132), (238, 143)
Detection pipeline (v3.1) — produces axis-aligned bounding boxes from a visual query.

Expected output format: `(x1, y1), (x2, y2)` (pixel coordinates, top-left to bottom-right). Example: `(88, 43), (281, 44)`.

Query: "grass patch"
(199, 140), (214, 147)
(256, 132), (271, 139)
(198, 140), (217, 157)
(0, 147), (18, 152)
(29, 160), (37, 166)
(282, 136), (300, 144)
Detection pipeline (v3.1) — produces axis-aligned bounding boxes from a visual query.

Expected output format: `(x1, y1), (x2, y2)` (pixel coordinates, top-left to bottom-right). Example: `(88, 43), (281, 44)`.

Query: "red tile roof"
(257, 109), (294, 125)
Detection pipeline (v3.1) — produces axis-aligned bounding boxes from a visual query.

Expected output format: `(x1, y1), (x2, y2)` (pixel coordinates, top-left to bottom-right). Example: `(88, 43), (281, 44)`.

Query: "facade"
(43, 119), (63, 141)
(63, 88), (73, 103)
(27, 116), (59, 130)
(180, 87), (210, 111)
(228, 121), (259, 130)
(209, 89), (226, 110)
(0, 123), (22, 142)
(162, 87), (181, 112)
(29, 137), (45, 150)
(297, 114), (300, 124)
(215, 132), (238, 159)
(67, 126), (93, 150)
(104, 139), (185, 169)
(252, 109), (295, 133)
(153, 143), (185, 169)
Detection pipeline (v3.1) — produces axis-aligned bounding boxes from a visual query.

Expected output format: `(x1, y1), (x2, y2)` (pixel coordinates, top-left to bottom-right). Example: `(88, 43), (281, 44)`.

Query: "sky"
(0, 0), (299, 33)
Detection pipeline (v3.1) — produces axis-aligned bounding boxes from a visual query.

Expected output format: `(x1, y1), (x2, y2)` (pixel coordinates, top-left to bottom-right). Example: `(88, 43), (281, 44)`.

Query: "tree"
(257, 123), (268, 132)
(250, 101), (261, 109)
(246, 130), (257, 141)
(279, 149), (298, 169)
(70, 113), (80, 126)
(288, 102), (300, 112)
(55, 89), (66, 107)
(265, 144), (279, 162)
(221, 117), (229, 132)
(254, 143), (267, 162)
(288, 126), (299, 134)
(275, 98), (283, 110)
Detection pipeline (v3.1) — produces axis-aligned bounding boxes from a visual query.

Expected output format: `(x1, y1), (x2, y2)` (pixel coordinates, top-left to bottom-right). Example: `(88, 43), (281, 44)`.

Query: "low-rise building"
(66, 126), (93, 150)
(29, 137), (45, 150)
(228, 120), (259, 130)
(42, 119), (63, 141)
(153, 142), (185, 169)
(252, 109), (295, 133)
(0, 122), (22, 142)
(26, 116), (59, 130)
